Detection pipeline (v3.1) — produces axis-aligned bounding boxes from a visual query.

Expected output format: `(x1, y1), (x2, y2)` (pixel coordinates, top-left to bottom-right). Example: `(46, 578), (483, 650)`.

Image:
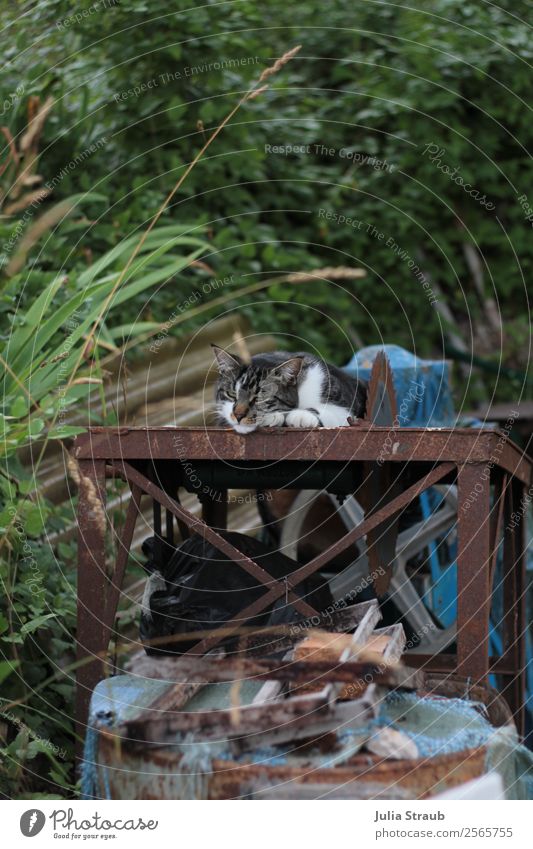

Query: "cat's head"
(211, 345), (302, 434)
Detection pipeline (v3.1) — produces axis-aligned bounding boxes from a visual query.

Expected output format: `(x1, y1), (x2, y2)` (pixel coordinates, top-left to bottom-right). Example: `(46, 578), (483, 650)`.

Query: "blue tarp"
(345, 344), (457, 427)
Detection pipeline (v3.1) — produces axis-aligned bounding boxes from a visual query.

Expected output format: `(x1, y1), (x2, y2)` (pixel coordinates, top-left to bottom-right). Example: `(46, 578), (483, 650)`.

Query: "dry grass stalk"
(5, 198), (77, 276)
(232, 329), (252, 362)
(258, 45), (302, 83)
(19, 96), (54, 154)
(287, 266), (367, 283)
(246, 84), (269, 101)
(56, 43), (303, 384)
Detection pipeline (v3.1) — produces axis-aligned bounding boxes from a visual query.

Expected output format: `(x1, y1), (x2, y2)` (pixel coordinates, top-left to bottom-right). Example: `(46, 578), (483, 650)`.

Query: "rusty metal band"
(284, 461), (456, 589)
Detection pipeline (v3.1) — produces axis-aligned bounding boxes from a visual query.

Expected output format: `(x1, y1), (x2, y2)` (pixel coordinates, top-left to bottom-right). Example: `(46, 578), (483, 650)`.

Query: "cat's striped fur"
(212, 346), (367, 434)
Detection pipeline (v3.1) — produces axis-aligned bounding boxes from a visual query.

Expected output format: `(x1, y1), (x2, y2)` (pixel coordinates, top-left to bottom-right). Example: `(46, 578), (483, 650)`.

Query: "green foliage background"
(3, 0), (532, 375)
(0, 0), (531, 797)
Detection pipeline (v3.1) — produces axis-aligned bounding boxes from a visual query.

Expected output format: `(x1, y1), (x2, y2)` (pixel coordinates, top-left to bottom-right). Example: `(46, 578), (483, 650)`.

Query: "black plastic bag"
(139, 531), (332, 655)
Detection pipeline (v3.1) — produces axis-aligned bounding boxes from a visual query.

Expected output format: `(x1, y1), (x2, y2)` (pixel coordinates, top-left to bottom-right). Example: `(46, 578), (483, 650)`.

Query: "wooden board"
(120, 605), (421, 751)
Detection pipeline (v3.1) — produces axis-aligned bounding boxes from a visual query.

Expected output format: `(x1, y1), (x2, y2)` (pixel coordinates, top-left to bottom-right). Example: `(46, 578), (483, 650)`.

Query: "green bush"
(2, 1), (529, 391)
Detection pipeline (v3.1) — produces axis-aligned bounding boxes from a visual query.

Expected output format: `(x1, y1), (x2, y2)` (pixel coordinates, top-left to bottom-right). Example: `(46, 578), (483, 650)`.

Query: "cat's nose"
(233, 404), (249, 422)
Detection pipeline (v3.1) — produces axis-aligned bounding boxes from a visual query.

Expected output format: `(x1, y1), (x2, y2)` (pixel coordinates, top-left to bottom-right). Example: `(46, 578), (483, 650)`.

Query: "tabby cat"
(212, 345), (367, 434)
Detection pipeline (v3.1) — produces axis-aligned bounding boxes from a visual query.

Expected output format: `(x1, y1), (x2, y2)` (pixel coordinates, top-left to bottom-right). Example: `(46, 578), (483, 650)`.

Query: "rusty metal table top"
(73, 425), (532, 484)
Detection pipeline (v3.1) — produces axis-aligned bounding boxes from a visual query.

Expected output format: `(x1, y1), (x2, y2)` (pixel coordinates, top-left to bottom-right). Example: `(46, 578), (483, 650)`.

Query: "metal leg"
(501, 479), (527, 733)
(166, 507), (174, 547)
(456, 464), (491, 683)
(75, 459), (107, 763)
(201, 489), (228, 531)
(103, 484), (142, 639)
(359, 461), (400, 596)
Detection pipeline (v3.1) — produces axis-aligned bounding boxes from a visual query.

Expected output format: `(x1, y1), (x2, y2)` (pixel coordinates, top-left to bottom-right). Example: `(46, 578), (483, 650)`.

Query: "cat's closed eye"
(212, 346), (367, 434)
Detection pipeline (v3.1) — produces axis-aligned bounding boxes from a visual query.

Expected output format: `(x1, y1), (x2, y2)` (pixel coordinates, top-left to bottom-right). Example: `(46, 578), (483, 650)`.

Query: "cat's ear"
(211, 345), (242, 377)
(271, 357), (304, 384)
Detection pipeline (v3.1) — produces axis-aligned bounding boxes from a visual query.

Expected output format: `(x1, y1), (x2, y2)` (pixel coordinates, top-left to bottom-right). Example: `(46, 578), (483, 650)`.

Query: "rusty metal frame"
(73, 425), (532, 752)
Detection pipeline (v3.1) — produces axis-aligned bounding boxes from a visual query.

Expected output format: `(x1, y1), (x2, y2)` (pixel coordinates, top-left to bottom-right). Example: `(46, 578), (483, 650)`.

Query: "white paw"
(285, 409), (320, 428)
(258, 411), (286, 428)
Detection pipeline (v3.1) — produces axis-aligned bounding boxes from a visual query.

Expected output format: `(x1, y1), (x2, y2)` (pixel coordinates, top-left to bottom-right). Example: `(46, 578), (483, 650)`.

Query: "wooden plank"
(120, 654), (423, 689)
(325, 600), (381, 704)
(244, 602), (381, 710)
(230, 687), (381, 755)
(120, 656), (423, 748)
(248, 781), (411, 800)
(122, 688), (333, 746)
(380, 623), (406, 663)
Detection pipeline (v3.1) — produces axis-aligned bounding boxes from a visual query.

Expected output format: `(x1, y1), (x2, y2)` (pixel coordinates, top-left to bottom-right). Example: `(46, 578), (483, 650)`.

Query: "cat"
(212, 345), (367, 434)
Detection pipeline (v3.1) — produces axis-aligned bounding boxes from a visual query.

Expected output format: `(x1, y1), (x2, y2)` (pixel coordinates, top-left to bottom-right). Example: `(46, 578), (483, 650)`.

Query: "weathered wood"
(122, 688), (332, 746)
(230, 687), (381, 755)
(120, 654), (422, 689)
(380, 623), (406, 663)
(245, 599), (381, 656)
(247, 781), (411, 800)
(120, 653), (423, 748)
(326, 600), (382, 703)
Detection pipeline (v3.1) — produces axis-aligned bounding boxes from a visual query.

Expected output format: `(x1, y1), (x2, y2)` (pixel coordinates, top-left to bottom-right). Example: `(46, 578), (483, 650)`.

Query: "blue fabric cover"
(344, 344), (456, 427)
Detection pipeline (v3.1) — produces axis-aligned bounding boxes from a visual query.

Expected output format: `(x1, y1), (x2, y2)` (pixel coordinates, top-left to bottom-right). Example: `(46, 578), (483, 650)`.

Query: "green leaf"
(47, 425), (86, 439)
(108, 321), (161, 339)
(2, 633), (24, 645)
(27, 418), (45, 437)
(10, 397), (28, 418)
(24, 506), (46, 536)
(0, 659), (19, 683)
(20, 614), (57, 635)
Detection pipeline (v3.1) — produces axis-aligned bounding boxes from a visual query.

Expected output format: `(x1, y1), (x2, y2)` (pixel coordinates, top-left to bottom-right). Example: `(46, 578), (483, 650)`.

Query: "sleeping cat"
(212, 345), (367, 434)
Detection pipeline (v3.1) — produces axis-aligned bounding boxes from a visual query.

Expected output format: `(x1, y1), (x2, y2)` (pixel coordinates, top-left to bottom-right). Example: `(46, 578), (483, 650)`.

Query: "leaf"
(4, 235), (209, 397)
(10, 396), (28, 418)
(76, 226), (206, 289)
(24, 506), (46, 536)
(0, 659), (19, 683)
(47, 425), (86, 439)
(20, 614), (57, 635)
(3, 193), (107, 279)
(2, 633), (24, 645)
(4, 275), (64, 366)
(27, 417), (45, 437)
(107, 321), (161, 339)
(17, 794), (64, 800)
